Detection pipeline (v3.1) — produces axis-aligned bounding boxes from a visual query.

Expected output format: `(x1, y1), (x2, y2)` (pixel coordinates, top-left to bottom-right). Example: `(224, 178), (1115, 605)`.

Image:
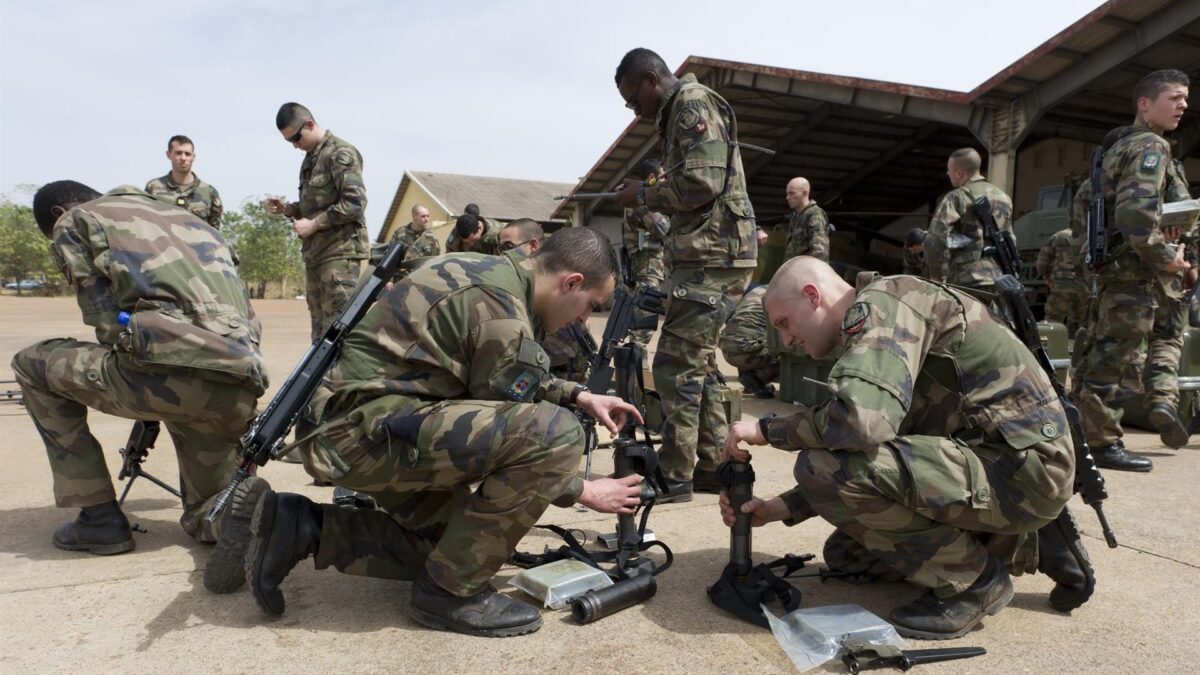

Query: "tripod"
(116, 421), (182, 505)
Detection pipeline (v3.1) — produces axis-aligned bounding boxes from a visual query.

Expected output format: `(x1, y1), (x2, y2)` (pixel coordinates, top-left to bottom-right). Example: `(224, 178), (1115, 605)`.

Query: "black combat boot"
(1037, 507), (1095, 612)
(889, 555), (1013, 640)
(409, 571), (542, 637)
(656, 480), (693, 504)
(692, 468), (722, 495)
(1148, 403), (1189, 449)
(1091, 439), (1153, 472)
(245, 491), (323, 617)
(53, 500), (135, 555)
(737, 371), (775, 399)
(204, 476), (271, 594)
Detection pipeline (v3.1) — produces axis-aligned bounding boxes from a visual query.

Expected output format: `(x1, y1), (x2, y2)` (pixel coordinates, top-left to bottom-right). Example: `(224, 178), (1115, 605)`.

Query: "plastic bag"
(509, 559), (613, 609)
(764, 603), (905, 673)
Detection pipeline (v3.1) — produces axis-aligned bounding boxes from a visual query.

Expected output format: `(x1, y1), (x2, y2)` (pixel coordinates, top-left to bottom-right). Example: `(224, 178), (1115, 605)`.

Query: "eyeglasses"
(623, 79), (644, 113)
(286, 120), (309, 143)
(500, 239), (532, 252)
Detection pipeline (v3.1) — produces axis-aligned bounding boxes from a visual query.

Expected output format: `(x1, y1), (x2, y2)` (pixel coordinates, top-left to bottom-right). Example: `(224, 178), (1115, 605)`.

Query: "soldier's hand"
(756, 228), (769, 246)
(614, 181), (640, 208)
(264, 196), (287, 215)
(1164, 225), (1182, 243)
(577, 391), (643, 434)
(293, 217), (319, 239)
(1165, 243), (1191, 274)
(722, 419), (766, 462)
(718, 491), (785, 528)
(577, 474), (642, 515)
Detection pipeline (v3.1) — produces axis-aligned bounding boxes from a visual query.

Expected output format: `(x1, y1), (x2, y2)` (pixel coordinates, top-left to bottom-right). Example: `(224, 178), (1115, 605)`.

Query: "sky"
(0, 0), (1106, 238)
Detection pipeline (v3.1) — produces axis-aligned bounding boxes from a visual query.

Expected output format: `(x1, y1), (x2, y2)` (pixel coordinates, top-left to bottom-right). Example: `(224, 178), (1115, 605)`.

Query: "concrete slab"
(1, 296), (1197, 674)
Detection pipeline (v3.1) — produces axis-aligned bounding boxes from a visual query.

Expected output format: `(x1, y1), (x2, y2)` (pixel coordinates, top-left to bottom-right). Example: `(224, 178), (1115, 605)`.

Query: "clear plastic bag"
(509, 559), (614, 609)
(764, 603), (905, 673)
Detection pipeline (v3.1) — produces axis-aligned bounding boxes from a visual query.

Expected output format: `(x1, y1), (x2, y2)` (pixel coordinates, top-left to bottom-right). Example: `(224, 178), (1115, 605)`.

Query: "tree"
(0, 197), (56, 295)
(223, 198), (303, 298)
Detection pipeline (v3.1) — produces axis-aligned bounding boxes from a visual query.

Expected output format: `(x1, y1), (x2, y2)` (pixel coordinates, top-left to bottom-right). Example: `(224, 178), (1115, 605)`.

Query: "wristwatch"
(758, 413), (776, 444)
(568, 385), (589, 406)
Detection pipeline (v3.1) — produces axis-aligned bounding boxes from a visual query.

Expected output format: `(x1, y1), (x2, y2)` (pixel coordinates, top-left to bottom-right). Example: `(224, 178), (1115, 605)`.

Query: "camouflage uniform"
(1037, 228), (1089, 333)
(11, 187), (266, 541)
(623, 206), (669, 348)
(284, 132), (369, 341)
(1073, 125), (1194, 447)
(780, 202), (830, 261)
(901, 248), (925, 276)
(763, 274), (1073, 596)
(445, 217), (503, 255)
(924, 176), (1015, 297)
(291, 252), (586, 596)
(640, 73), (758, 482)
(387, 221), (442, 280)
(144, 173), (224, 230)
(543, 326), (592, 384)
(719, 287), (777, 384)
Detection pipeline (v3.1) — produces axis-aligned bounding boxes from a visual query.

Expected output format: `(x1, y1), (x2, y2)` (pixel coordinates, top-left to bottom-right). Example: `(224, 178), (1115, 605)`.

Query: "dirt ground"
(1, 296), (1197, 674)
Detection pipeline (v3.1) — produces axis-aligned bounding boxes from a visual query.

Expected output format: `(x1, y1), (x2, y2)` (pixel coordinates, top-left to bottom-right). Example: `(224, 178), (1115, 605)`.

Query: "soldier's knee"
(525, 401), (584, 462)
(10, 340), (58, 387)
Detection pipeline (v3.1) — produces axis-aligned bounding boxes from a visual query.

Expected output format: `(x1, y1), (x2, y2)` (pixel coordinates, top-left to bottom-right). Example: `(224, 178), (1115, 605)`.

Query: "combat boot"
(656, 480), (693, 504)
(889, 555), (1013, 640)
(204, 475), (271, 594)
(1148, 403), (1189, 449)
(692, 468), (722, 495)
(53, 500), (135, 555)
(409, 571), (542, 637)
(245, 491), (323, 617)
(1037, 507), (1095, 612)
(737, 371), (775, 399)
(1092, 439), (1153, 472)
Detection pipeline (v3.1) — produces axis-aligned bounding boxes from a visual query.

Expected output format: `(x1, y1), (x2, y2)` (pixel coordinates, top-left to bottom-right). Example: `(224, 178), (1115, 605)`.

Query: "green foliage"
(223, 198), (303, 297)
(0, 197), (56, 293)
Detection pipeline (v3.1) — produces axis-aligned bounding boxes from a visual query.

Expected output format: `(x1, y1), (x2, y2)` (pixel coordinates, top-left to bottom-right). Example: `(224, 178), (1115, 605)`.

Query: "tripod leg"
(138, 470), (183, 499)
(117, 475), (137, 505)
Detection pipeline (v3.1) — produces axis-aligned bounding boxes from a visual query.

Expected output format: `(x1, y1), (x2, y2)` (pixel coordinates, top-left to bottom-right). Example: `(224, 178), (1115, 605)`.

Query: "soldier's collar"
(655, 73), (697, 131)
(165, 172), (199, 189)
(854, 270), (880, 291)
(310, 129), (335, 156)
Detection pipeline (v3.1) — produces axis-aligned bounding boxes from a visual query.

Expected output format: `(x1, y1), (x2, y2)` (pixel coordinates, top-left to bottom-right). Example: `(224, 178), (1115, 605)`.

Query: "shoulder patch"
(334, 149), (354, 166)
(1140, 151), (1161, 172)
(506, 370), (539, 401)
(841, 302), (870, 335)
(677, 106), (701, 131)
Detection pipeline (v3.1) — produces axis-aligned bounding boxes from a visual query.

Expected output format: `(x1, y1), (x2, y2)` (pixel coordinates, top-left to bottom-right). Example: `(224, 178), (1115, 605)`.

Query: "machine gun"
(972, 196), (1118, 551)
(116, 420), (181, 505)
(1084, 146), (1107, 299)
(205, 240), (407, 522)
(512, 283), (671, 624)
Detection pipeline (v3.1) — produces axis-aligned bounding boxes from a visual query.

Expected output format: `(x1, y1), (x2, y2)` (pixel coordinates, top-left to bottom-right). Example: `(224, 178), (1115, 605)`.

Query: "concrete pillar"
(987, 148), (1018, 196)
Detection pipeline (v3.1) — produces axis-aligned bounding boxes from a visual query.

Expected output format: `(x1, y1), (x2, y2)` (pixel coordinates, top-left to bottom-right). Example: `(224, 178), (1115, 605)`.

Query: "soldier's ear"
(50, 205), (66, 220)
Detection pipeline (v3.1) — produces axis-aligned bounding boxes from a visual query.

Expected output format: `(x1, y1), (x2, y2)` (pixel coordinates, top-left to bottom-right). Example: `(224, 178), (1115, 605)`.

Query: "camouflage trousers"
(718, 286), (778, 384)
(654, 267), (749, 482)
(296, 395), (582, 596)
(11, 338), (259, 541)
(1044, 284), (1089, 335)
(305, 257), (364, 341)
(1072, 279), (1186, 446)
(794, 433), (1072, 596)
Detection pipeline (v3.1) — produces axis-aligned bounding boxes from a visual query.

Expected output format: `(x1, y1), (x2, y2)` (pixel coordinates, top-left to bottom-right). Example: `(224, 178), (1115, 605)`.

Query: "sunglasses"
(500, 239), (532, 252)
(286, 120), (310, 143)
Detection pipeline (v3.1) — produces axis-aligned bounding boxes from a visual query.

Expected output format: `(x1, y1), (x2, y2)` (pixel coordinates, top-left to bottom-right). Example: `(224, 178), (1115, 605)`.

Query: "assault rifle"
(206, 240), (407, 522)
(1084, 146), (1107, 299)
(972, 196), (1118, 549)
(553, 143), (777, 202)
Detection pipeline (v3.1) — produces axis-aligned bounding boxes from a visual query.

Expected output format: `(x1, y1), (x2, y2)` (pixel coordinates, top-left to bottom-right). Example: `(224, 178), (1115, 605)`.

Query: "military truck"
(1012, 183), (1076, 315)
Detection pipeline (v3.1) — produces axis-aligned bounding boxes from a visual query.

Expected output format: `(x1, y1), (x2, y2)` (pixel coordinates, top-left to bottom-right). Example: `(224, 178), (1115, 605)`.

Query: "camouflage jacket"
(1036, 229), (1087, 292)
(924, 176), (1015, 287)
(50, 186), (266, 391)
(622, 205), (668, 284)
(445, 217), (503, 255)
(781, 202), (830, 261)
(764, 274), (1073, 518)
(641, 73), (757, 269)
(144, 172), (223, 229)
(1099, 125), (1194, 298)
(286, 131), (369, 264)
(391, 222), (442, 262)
(321, 251), (578, 421)
(901, 247), (925, 276)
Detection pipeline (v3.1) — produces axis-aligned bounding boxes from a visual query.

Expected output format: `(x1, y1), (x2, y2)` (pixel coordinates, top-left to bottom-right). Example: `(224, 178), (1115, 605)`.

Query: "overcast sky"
(1, 0), (1105, 237)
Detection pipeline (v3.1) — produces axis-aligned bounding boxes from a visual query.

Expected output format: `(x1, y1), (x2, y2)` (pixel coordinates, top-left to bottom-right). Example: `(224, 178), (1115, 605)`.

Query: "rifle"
(116, 420), (182, 504)
(205, 240), (408, 522)
(0, 380), (22, 406)
(972, 196), (1118, 549)
(1084, 147), (1107, 299)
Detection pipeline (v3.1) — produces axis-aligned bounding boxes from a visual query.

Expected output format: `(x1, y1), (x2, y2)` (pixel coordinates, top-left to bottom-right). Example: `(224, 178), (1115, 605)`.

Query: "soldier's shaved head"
(33, 180), (101, 236)
(785, 177), (811, 211)
(410, 204), (430, 230)
(764, 256), (856, 359)
(949, 148), (982, 174)
(275, 102), (312, 131)
(503, 218), (543, 241)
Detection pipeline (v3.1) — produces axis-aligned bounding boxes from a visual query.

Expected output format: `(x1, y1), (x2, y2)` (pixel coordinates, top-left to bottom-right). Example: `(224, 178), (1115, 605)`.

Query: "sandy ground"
(0, 296), (1196, 674)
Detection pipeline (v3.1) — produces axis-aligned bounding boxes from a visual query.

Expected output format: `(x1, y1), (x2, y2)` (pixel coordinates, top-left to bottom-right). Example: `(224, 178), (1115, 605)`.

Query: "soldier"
(14, 181), (270, 596)
(1073, 69), (1193, 468)
(924, 148), (1015, 299)
(264, 102), (369, 341)
(390, 203), (441, 264)
(902, 228), (926, 276)
(722, 256), (1092, 639)
(779, 177), (830, 261)
(1037, 228), (1089, 334)
(718, 286), (777, 398)
(613, 48), (758, 502)
(446, 203), (503, 254)
(499, 217), (544, 254)
(144, 135), (223, 229)
(236, 228), (644, 637)
(621, 159), (670, 349)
